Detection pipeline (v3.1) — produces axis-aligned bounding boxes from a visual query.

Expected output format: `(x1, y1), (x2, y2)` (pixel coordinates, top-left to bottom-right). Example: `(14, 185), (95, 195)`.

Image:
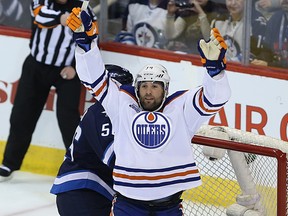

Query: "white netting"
(181, 125), (288, 216)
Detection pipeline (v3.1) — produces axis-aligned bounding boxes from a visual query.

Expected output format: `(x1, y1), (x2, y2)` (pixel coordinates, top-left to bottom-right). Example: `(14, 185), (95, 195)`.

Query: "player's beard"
(139, 93), (164, 112)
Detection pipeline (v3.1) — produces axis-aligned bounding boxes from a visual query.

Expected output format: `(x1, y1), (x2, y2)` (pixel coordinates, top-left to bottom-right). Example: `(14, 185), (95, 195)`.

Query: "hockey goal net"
(182, 125), (288, 216)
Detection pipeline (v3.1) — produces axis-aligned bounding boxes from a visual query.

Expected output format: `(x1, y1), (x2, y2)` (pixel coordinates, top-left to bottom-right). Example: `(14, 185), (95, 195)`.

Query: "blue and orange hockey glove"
(66, 7), (98, 52)
(197, 28), (227, 77)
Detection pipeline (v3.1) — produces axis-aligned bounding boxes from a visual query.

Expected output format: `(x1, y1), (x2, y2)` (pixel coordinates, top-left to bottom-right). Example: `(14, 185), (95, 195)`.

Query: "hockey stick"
(74, 1), (90, 32)
(81, 0), (89, 11)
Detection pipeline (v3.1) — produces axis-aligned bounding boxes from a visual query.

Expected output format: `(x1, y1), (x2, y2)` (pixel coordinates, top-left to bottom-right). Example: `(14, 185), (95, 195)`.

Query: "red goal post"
(182, 125), (288, 216)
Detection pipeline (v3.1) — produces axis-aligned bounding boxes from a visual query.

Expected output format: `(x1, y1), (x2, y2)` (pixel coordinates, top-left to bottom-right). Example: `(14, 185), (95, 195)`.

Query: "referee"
(0, 0), (97, 181)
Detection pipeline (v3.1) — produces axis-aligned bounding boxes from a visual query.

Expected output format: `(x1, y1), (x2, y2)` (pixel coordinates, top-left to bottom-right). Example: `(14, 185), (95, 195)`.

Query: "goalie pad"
(226, 204), (263, 216)
(202, 126), (228, 160)
(226, 203), (248, 216)
(236, 193), (260, 209)
(202, 146), (226, 160)
(243, 210), (263, 216)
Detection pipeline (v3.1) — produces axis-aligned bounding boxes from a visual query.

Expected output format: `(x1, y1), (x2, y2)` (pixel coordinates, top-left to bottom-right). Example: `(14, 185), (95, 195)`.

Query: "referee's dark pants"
(2, 54), (81, 171)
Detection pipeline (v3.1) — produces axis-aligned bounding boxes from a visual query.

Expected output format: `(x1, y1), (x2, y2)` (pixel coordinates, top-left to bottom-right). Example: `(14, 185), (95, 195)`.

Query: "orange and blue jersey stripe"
(113, 162), (201, 188)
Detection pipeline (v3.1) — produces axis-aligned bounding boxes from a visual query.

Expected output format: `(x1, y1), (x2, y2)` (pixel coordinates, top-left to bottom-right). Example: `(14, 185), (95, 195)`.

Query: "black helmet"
(105, 64), (133, 86)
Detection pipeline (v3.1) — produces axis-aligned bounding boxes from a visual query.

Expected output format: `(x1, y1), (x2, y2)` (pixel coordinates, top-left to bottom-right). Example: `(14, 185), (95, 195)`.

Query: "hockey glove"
(66, 7), (98, 52)
(197, 28), (227, 77)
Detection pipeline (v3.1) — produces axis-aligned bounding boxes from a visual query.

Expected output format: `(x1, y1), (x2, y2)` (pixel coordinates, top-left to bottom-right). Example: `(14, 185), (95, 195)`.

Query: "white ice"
(0, 171), (228, 216)
(0, 171), (58, 216)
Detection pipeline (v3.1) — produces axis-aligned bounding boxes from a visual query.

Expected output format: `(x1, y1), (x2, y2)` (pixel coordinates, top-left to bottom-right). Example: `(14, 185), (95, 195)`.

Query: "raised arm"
(66, 7), (121, 122)
(66, 7), (103, 89)
(184, 28), (231, 134)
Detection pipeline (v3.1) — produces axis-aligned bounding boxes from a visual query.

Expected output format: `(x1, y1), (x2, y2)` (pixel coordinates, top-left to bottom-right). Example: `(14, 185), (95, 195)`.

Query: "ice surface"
(0, 171), (58, 216)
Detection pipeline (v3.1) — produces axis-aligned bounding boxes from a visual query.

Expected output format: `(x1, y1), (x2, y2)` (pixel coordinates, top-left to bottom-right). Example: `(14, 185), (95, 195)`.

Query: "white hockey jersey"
(123, 1), (169, 48)
(75, 42), (231, 201)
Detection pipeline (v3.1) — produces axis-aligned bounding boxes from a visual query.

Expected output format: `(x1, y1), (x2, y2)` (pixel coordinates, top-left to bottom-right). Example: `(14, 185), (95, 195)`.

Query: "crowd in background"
(0, 0), (287, 69)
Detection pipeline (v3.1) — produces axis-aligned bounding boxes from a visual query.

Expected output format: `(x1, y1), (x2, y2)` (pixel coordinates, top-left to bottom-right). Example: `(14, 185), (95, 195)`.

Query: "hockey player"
(50, 64), (133, 215)
(66, 7), (231, 216)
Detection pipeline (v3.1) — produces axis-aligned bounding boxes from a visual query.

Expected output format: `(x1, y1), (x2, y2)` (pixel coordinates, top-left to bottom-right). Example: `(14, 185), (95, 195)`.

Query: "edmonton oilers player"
(50, 65), (133, 216)
(66, 7), (231, 216)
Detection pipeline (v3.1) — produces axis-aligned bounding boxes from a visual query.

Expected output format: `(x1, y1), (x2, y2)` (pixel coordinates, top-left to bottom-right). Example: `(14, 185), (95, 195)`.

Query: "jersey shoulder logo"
(132, 112), (171, 149)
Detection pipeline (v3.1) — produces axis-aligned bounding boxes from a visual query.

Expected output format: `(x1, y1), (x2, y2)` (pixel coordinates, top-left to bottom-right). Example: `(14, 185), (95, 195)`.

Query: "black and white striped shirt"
(30, 0), (96, 67)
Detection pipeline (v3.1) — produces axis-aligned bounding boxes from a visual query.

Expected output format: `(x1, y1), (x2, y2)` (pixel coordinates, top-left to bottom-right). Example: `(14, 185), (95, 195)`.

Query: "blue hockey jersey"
(50, 101), (116, 200)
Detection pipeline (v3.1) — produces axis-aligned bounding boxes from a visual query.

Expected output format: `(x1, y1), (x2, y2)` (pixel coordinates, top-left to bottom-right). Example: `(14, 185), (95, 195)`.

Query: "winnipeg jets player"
(66, 7), (231, 216)
(50, 65), (133, 216)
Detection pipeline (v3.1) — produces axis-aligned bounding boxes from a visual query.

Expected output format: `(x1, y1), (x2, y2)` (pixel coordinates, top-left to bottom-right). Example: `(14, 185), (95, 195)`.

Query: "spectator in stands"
(255, 0), (281, 20)
(90, 0), (128, 19)
(114, 0), (170, 49)
(0, 0), (31, 29)
(0, 0), (96, 181)
(251, 0), (288, 68)
(89, 0), (116, 14)
(165, 0), (228, 54)
(211, 0), (267, 62)
(107, 0), (130, 19)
